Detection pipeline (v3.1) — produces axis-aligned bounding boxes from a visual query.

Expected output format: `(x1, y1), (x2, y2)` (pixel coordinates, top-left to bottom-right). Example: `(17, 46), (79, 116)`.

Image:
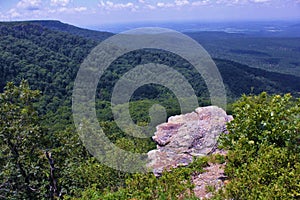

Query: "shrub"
(73, 157), (209, 200)
(216, 93), (300, 199)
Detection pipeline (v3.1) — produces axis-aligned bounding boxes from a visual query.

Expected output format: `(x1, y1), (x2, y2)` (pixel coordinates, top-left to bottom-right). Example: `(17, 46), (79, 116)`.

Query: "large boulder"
(147, 106), (233, 176)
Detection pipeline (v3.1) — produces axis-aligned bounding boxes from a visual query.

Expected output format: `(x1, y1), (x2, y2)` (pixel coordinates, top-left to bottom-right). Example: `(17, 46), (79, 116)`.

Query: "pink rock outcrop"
(147, 106), (233, 176)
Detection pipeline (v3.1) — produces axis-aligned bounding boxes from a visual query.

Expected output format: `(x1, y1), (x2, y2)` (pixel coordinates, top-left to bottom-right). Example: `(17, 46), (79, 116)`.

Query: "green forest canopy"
(0, 21), (299, 199)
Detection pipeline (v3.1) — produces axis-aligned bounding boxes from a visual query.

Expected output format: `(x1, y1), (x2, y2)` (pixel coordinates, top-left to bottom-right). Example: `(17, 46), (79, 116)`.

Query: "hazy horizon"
(0, 0), (299, 28)
(1, 18), (299, 34)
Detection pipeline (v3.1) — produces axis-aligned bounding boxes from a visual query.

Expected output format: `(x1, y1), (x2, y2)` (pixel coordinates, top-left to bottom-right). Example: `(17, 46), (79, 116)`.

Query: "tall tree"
(0, 80), (50, 199)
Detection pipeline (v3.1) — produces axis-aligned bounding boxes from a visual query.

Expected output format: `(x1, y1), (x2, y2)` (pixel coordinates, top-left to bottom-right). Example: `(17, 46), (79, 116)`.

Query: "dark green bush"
(216, 93), (300, 199)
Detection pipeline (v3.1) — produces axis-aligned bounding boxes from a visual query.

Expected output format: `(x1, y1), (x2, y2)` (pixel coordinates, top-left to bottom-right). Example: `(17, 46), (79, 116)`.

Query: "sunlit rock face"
(147, 106), (233, 176)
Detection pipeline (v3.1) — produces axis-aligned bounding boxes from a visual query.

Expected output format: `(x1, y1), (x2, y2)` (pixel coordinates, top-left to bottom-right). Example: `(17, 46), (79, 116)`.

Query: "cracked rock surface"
(147, 106), (233, 176)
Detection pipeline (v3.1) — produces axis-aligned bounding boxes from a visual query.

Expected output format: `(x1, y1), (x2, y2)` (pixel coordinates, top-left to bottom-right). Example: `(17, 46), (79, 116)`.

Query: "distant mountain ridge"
(0, 20), (299, 104)
(0, 20), (113, 41)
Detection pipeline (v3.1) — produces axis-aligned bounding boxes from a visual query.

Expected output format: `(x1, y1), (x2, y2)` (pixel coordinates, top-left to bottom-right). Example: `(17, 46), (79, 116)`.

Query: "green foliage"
(216, 92), (300, 199)
(1, 21), (300, 118)
(19, 20), (113, 42)
(0, 82), (128, 199)
(0, 22), (97, 116)
(207, 154), (225, 165)
(1, 21), (300, 200)
(72, 156), (209, 200)
(0, 81), (49, 199)
(50, 125), (130, 198)
(188, 33), (300, 77)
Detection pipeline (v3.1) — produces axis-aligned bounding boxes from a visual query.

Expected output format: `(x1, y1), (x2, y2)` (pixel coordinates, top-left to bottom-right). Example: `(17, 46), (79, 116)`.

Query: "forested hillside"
(1, 21), (300, 132)
(188, 32), (300, 76)
(1, 21), (299, 108)
(0, 21), (299, 199)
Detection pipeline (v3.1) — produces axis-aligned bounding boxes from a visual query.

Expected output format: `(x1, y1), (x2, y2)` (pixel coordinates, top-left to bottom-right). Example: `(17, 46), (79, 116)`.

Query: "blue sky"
(0, 0), (299, 27)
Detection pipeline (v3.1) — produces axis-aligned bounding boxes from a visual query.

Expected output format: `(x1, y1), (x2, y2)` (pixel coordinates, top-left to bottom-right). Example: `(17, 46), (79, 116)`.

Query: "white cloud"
(155, 0), (190, 8)
(174, 0), (189, 6)
(146, 4), (156, 9)
(49, 6), (88, 13)
(17, 0), (41, 10)
(99, 1), (139, 10)
(0, 13), (6, 20)
(8, 8), (21, 18)
(250, 0), (270, 2)
(74, 7), (87, 12)
(191, 0), (210, 6)
(157, 2), (174, 8)
(50, 0), (71, 7)
(57, 7), (67, 12)
(138, 0), (145, 3)
(211, 0), (269, 6)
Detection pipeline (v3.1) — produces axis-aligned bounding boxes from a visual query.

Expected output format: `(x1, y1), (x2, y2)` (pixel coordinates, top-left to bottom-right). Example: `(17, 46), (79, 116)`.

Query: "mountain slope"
(0, 20), (113, 41)
(0, 21), (101, 113)
(188, 31), (300, 77)
(216, 59), (300, 96)
(0, 21), (299, 108)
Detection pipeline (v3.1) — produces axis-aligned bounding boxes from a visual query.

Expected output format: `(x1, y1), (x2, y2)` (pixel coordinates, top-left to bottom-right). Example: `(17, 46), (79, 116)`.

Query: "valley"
(0, 20), (299, 199)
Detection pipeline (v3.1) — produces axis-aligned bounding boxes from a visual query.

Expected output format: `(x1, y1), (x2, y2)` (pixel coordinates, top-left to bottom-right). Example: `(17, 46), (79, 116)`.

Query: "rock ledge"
(147, 106), (233, 176)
